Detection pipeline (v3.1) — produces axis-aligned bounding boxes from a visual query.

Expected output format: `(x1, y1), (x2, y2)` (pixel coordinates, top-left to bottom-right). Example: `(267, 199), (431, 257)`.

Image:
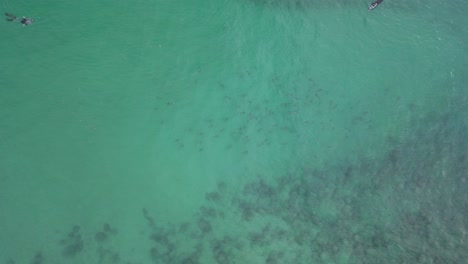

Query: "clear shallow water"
(0, 0), (467, 263)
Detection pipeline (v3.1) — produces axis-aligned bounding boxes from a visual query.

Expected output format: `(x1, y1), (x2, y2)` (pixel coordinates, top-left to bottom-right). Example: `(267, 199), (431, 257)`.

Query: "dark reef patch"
(59, 225), (84, 258)
(6, 99), (467, 263)
(30, 252), (43, 264)
(94, 223), (118, 242)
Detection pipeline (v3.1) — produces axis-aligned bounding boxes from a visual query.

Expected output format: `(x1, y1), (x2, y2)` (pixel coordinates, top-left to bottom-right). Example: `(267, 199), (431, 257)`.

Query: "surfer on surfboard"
(5, 13), (34, 26)
(368, 0), (384, 11)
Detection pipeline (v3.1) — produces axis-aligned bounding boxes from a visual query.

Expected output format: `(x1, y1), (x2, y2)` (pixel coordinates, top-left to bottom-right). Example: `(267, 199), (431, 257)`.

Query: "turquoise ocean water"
(0, 0), (467, 263)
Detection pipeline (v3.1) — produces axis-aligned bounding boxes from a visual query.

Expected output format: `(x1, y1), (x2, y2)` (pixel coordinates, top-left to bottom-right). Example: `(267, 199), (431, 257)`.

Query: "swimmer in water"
(5, 13), (34, 26)
(368, 0), (384, 11)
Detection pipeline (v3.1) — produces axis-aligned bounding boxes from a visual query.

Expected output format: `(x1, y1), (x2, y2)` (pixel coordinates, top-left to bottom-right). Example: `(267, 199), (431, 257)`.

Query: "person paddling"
(368, 0), (384, 11)
(5, 13), (34, 26)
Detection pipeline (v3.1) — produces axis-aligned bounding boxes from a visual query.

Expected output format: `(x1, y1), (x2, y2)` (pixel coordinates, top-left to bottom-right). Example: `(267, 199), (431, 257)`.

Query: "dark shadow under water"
(7, 92), (467, 264)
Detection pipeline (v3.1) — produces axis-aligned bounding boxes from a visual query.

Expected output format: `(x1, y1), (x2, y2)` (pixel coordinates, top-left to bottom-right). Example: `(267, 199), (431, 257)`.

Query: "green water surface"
(0, 0), (467, 263)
